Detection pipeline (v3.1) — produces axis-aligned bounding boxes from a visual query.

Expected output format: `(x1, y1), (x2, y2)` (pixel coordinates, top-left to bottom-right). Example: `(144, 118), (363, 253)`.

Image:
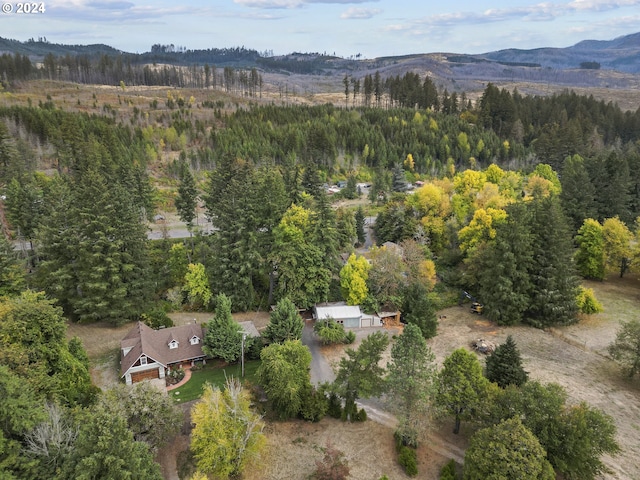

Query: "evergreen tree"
(272, 204), (331, 308)
(485, 335), (528, 388)
(175, 161), (198, 231)
(526, 195), (580, 327)
(392, 163), (408, 192)
(560, 154), (597, 232)
(263, 297), (304, 344)
(355, 206), (366, 246)
(401, 282), (437, 338)
(204, 157), (259, 310)
(37, 172), (152, 325)
(0, 231), (25, 297)
(477, 202), (533, 326)
(202, 294), (243, 363)
(334, 331), (389, 421)
(312, 192), (340, 272)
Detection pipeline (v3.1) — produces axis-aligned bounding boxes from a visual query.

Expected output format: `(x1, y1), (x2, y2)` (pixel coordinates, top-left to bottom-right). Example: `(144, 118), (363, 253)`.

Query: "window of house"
(190, 336), (200, 345)
(169, 340), (178, 349)
(140, 355), (147, 365)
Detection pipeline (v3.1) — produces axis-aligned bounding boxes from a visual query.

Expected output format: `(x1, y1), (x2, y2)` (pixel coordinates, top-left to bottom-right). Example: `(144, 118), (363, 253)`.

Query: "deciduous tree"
(463, 417), (555, 480)
(98, 382), (183, 450)
(257, 340), (312, 419)
(608, 318), (640, 377)
(436, 348), (489, 434)
(339, 253), (370, 305)
(191, 379), (265, 478)
(574, 218), (606, 280)
(602, 216), (633, 277)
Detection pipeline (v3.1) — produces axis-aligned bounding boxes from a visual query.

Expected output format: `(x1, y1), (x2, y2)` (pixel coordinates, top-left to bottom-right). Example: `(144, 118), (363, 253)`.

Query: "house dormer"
(190, 335), (200, 345)
(168, 339), (179, 349)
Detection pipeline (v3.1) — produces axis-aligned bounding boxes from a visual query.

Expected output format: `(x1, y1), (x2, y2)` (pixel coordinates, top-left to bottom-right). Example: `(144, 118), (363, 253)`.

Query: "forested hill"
(1, 31), (640, 80)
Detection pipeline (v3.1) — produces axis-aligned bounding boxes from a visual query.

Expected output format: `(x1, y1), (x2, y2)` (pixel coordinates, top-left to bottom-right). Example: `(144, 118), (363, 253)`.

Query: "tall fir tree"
(204, 157), (259, 310)
(560, 154), (597, 233)
(37, 172), (152, 325)
(175, 161), (198, 231)
(355, 206), (366, 246)
(477, 202), (533, 326)
(525, 195), (580, 327)
(202, 294), (243, 363)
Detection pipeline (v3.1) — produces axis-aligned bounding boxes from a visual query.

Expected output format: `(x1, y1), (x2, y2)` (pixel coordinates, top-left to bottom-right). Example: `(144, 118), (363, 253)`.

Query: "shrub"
(577, 286), (604, 314)
(246, 336), (265, 360)
(140, 307), (174, 329)
(300, 386), (328, 422)
(314, 319), (347, 345)
(355, 407), (367, 422)
(439, 459), (457, 480)
(327, 392), (343, 419)
(397, 446), (418, 476)
(312, 443), (350, 480)
(344, 331), (356, 344)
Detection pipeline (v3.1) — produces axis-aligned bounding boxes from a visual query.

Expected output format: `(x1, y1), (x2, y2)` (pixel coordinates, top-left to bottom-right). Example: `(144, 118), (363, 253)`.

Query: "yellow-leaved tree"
(190, 379), (265, 478)
(339, 253), (371, 305)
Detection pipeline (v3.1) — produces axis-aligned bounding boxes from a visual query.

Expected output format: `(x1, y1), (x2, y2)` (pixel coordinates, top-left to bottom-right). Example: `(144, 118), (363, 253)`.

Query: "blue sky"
(2, 0), (639, 57)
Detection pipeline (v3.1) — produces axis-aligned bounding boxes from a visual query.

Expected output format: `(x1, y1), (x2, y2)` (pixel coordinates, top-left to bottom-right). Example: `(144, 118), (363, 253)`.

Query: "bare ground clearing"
(68, 276), (640, 479)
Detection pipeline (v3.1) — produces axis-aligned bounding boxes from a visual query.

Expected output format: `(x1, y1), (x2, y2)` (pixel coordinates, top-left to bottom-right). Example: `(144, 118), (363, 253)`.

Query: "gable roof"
(120, 322), (205, 377)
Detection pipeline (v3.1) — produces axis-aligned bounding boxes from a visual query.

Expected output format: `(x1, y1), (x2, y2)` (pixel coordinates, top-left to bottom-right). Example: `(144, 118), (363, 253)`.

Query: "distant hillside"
(1, 32), (639, 93)
(480, 32), (640, 73)
(0, 37), (120, 59)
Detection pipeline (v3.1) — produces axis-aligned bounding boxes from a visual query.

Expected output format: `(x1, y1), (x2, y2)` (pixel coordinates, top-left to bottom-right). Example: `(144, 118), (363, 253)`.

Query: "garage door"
(131, 368), (160, 383)
(361, 317), (371, 327)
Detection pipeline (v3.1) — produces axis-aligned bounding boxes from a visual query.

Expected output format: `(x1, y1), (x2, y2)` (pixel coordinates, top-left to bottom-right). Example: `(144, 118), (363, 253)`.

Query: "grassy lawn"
(170, 360), (261, 403)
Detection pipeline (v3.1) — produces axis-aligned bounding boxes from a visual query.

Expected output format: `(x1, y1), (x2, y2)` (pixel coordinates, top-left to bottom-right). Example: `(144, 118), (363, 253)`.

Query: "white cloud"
(233, 0), (304, 8)
(234, 0), (377, 8)
(341, 7), (381, 19)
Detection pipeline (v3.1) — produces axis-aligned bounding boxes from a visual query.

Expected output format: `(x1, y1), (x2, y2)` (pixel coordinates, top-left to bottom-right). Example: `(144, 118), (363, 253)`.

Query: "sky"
(1, 0), (639, 58)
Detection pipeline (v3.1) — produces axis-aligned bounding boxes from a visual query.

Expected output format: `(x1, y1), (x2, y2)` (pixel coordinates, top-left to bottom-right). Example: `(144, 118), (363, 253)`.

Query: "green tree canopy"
(463, 417), (555, 480)
(98, 382), (183, 450)
(0, 290), (94, 405)
(574, 218), (606, 280)
(62, 405), (163, 480)
(401, 282), (438, 338)
(484, 335), (528, 388)
(608, 318), (640, 377)
(334, 331), (389, 420)
(202, 294), (243, 362)
(386, 323), (437, 447)
(436, 348), (489, 434)
(263, 297), (304, 344)
(257, 340), (312, 419)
